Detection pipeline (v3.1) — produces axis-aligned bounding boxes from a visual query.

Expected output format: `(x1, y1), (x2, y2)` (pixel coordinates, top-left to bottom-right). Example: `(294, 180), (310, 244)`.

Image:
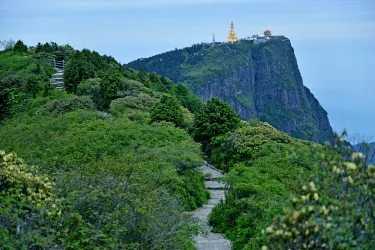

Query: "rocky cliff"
(127, 37), (334, 143)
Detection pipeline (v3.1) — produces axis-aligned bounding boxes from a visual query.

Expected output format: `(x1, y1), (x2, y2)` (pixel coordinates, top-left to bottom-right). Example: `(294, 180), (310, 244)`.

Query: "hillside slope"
(127, 38), (334, 144)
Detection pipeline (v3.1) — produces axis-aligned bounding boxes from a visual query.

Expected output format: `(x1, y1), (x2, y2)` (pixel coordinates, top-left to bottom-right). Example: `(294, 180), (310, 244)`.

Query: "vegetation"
(264, 133), (375, 249)
(1, 40), (372, 250)
(0, 42), (208, 249)
(208, 121), (323, 248)
(193, 97), (241, 153)
(127, 39), (334, 144)
(150, 95), (184, 127)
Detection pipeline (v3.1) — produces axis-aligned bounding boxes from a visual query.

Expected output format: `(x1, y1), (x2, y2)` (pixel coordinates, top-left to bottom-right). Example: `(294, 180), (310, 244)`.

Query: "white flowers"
(344, 162), (357, 170)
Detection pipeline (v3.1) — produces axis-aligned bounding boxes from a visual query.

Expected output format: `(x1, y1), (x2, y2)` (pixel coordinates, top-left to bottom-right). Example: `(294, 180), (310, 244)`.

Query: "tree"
(100, 69), (123, 109)
(0, 75), (26, 120)
(174, 84), (189, 96)
(42, 42), (54, 54)
(0, 39), (15, 51)
(26, 76), (40, 98)
(13, 40), (28, 53)
(193, 97), (240, 148)
(150, 95), (184, 127)
(64, 53), (95, 93)
(35, 42), (43, 54)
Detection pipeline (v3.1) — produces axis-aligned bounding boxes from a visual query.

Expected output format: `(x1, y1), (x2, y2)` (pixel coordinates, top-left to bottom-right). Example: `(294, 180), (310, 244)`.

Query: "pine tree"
(13, 40), (28, 53)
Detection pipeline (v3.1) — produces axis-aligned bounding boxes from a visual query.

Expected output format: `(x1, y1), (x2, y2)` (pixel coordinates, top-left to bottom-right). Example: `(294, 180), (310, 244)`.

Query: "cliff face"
(127, 38), (334, 143)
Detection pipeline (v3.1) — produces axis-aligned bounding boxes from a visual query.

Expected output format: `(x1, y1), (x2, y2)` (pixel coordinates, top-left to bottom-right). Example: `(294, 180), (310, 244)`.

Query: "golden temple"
(227, 22), (238, 43)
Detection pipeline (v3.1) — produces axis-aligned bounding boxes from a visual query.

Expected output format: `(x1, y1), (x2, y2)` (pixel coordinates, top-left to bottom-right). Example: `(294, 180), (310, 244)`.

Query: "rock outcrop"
(127, 37), (334, 143)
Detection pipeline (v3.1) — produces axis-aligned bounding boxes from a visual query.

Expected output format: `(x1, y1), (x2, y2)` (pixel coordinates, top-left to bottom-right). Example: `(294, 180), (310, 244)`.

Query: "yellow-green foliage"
(264, 138), (375, 249)
(0, 151), (54, 206)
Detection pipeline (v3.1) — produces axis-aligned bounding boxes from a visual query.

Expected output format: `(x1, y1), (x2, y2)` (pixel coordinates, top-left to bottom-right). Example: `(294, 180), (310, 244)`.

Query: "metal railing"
(51, 60), (65, 70)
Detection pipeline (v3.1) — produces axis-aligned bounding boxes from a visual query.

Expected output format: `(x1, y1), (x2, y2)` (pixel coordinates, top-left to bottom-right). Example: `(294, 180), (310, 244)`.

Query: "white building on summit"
(243, 29), (281, 44)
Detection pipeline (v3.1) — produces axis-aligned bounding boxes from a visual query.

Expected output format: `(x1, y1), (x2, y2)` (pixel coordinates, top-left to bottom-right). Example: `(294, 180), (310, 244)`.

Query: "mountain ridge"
(127, 37), (334, 144)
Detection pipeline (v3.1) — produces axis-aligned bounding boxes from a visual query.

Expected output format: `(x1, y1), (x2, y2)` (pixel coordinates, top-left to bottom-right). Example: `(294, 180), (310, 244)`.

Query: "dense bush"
(0, 108), (207, 248)
(99, 68), (123, 108)
(64, 54), (95, 93)
(40, 96), (95, 115)
(209, 122), (323, 249)
(0, 151), (56, 248)
(0, 75), (26, 120)
(264, 135), (375, 249)
(150, 95), (184, 127)
(194, 97), (241, 153)
(109, 93), (156, 115)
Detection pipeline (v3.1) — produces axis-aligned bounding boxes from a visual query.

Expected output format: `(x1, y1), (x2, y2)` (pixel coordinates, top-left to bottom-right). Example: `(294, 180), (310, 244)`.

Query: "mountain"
(127, 37), (334, 144)
(354, 142), (375, 164)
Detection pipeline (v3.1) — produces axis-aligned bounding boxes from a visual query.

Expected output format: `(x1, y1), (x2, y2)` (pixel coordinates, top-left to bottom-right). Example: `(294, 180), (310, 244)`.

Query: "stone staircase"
(194, 163), (232, 250)
(51, 60), (65, 90)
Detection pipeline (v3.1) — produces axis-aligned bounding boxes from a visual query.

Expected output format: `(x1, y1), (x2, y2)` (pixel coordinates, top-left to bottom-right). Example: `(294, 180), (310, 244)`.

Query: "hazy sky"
(1, 0), (374, 139)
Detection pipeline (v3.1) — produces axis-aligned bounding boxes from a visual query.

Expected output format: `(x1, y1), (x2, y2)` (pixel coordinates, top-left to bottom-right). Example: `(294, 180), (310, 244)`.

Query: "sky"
(1, 0), (374, 139)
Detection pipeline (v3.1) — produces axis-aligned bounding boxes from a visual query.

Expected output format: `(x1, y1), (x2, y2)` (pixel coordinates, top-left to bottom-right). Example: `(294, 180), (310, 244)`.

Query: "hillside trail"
(194, 163), (231, 250)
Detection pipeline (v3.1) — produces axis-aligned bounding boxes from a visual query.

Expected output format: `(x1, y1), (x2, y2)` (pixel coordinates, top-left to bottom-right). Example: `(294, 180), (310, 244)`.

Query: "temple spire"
(227, 22), (238, 43)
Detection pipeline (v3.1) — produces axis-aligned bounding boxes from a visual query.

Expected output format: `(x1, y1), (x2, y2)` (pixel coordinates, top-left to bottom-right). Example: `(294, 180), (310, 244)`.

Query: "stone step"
(205, 181), (228, 190)
(194, 164), (231, 250)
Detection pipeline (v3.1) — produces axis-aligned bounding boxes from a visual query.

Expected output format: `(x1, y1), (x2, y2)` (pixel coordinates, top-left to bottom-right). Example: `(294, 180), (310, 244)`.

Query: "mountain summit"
(127, 37), (334, 143)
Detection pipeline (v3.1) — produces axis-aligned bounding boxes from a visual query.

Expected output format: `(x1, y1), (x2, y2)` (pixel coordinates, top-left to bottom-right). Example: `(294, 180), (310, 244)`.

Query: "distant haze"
(1, 0), (374, 138)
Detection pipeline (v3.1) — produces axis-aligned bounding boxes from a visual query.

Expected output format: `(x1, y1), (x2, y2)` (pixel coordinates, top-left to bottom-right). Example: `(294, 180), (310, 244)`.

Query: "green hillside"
(0, 41), (206, 249)
(127, 39), (334, 144)
(1, 41), (374, 250)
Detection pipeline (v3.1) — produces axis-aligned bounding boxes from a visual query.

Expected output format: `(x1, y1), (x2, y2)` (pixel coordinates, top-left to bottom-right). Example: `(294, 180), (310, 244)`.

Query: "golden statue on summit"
(227, 22), (238, 43)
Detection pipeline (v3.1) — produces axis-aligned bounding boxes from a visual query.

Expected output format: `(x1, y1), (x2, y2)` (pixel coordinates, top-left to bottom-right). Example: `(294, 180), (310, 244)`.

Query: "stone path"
(194, 163), (231, 250)
(50, 60), (65, 90)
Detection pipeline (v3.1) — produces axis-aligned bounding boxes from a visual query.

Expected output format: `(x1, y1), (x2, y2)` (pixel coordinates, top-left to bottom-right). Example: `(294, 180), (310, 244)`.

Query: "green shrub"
(40, 96), (95, 115)
(264, 135), (375, 249)
(208, 122), (323, 249)
(150, 95), (184, 127)
(64, 54), (95, 93)
(0, 151), (55, 248)
(193, 97), (240, 153)
(13, 40), (28, 53)
(109, 94), (156, 115)
(0, 75), (26, 90)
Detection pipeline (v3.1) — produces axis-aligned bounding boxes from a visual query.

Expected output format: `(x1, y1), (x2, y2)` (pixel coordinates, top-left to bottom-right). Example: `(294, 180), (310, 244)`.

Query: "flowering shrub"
(264, 134), (375, 249)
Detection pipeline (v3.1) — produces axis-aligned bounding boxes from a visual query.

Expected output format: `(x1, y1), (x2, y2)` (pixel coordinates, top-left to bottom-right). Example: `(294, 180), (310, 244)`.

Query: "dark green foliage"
(40, 96), (95, 115)
(100, 68), (123, 108)
(0, 75), (26, 89)
(172, 84), (203, 114)
(42, 42), (54, 54)
(127, 40), (334, 144)
(26, 75), (41, 98)
(193, 97), (240, 151)
(174, 84), (189, 96)
(64, 53), (95, 93)
(13, 40), (28, 53)
(0, 75), (26, 120)
(150, 95), (184, 127)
